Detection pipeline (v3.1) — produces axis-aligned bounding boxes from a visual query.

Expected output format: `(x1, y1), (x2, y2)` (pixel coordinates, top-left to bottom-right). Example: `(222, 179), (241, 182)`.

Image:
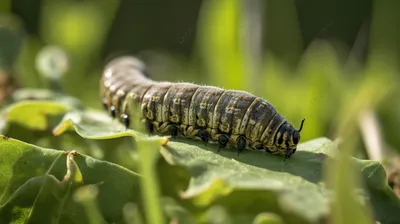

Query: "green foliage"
(0, 130), (140, 223)
(5, 100), (68, 130)
(1, 0), (400, 223)
(0, 99), (399, 223)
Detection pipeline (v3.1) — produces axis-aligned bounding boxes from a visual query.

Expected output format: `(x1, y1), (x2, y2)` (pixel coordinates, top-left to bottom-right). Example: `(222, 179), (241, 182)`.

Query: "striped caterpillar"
(100, 56), (305, 159)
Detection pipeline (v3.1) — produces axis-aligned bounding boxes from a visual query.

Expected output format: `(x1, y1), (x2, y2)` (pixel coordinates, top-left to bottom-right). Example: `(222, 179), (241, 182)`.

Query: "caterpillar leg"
(217, 135), (229, 152)
(168, 125), (179, 139)
(197, 129), (210, 146)
(236, 135), (247, 156)
(144, 120), (154, 135)
(180, 126), (209, 146)
(122, 114), (130, 129)
(110, 106), (116, 118)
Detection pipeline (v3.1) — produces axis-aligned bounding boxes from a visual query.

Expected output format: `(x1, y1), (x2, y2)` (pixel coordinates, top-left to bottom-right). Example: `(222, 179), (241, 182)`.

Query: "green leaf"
(53, 110), (134, 139)
(30, 99), (399, 223)
(0, 101), (142, 172)
(158, 137), (400, 224)
(53, 110), (168, 145)
(4, 100), (68, 131)
(0, 135), (141, 223)
(2, 98), (398, 223)
(52, 111), (172, 224)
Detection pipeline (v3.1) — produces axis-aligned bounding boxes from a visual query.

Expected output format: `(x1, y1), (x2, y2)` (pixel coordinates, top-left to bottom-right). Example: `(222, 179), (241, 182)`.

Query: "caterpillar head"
(274, 119), (305, 160)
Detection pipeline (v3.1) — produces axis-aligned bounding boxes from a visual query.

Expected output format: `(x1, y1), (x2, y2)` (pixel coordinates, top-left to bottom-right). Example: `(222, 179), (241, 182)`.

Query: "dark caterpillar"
(100, 56), (305, 159)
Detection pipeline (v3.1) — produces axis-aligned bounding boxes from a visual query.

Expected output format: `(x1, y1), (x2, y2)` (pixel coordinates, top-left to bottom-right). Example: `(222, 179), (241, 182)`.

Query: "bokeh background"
(0, 0), (399, 160)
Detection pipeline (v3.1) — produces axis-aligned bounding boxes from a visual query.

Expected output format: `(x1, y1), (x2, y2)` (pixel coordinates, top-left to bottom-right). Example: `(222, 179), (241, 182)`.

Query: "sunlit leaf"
(53, 110), (168, 145)
(0, 135), (141, 223)
(158, 137), (400, 223)
(5, 101), (68, 130)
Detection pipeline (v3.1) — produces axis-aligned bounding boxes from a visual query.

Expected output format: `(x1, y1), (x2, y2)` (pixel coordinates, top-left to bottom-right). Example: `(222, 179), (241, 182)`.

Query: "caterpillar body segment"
(100, 56), (305, 159)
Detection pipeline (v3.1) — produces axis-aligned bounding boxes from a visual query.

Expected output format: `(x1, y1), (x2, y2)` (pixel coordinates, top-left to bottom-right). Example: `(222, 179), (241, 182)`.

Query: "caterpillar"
(100, 56), (305, 159)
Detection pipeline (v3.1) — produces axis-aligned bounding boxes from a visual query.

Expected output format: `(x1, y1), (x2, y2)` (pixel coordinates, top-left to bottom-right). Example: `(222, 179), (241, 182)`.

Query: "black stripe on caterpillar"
(100, 56), (305, 159)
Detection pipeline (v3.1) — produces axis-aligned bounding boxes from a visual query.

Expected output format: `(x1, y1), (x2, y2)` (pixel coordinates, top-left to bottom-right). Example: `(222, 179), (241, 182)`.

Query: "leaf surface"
(0, 135), (141, 223)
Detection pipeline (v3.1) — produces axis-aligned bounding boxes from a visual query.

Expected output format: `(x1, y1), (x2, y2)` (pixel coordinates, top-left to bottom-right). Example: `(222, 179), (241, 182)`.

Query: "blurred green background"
(0, 0), (399, 159)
